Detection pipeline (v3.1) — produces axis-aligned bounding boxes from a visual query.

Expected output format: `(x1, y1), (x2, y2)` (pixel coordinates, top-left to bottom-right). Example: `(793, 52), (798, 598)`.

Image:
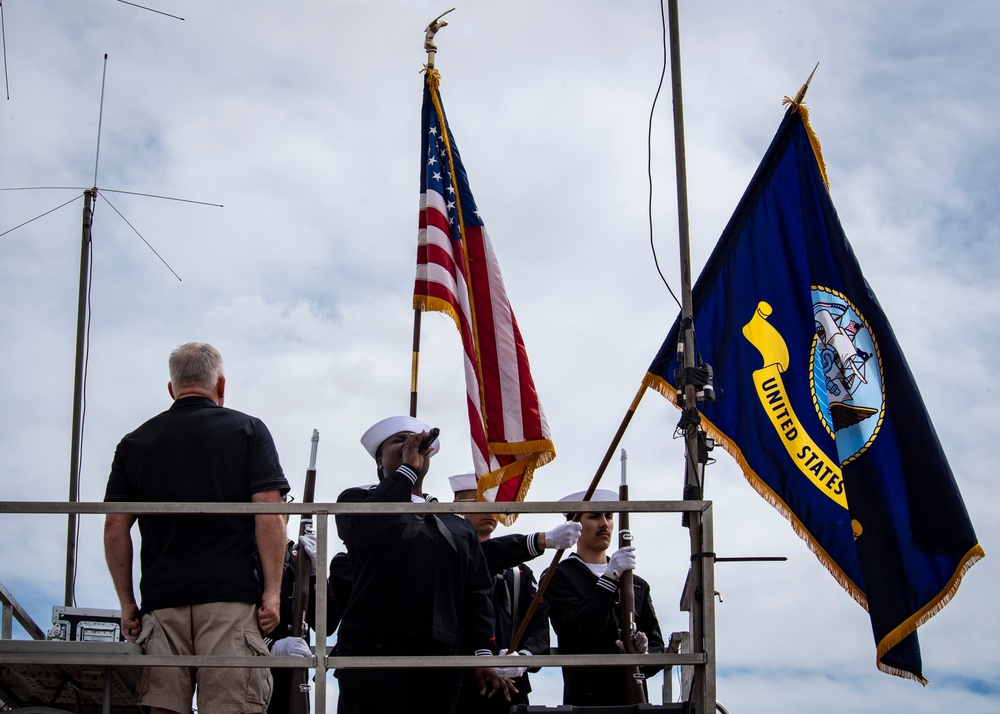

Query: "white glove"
(603, 546), (636, 581)
(544, 521), (582, 550)
(271, 637), (313, 658)
(615, 631), (649, 654)
(300, 532), (317, 575)
(493, 648), (529, 679)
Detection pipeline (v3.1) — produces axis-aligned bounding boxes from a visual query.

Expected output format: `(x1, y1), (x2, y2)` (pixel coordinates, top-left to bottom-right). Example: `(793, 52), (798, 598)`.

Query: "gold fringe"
(647, 370), (988, 682)
(487, 438), (556, 456)
(876, 662), (928, 685)
(413, 295), (462, 331)
(782, 97), (831, 191)
(477, 448), (557, 526)
(875, 543), (985, 684)
(423, 67), (441, 90)
(643, 372), (869, 609)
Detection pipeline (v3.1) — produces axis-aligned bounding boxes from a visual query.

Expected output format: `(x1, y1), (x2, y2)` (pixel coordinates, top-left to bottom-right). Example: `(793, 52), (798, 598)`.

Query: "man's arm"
(103, 513), (141, 642)
(253, 489), (286, 634)
(335, 470), (414, 547)
(481, 534), (537, 575)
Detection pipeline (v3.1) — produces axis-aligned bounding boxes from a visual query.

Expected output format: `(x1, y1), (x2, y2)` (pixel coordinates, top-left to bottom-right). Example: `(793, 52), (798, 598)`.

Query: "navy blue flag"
(645, 102), (983, 682)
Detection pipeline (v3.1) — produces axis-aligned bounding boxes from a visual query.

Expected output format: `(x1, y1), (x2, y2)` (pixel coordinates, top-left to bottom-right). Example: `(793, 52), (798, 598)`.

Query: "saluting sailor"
(334, 416), (509, 714)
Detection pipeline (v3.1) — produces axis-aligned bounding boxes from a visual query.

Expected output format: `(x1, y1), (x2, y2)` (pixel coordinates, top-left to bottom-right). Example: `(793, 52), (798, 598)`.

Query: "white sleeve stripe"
(397, 465), (418, 484)
(527, 533), (541, 557)
(597, 576), (618, 592)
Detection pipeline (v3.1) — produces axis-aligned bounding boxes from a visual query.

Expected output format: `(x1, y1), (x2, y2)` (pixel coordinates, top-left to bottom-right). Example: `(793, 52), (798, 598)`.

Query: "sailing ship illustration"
(814, 301), (878, 431)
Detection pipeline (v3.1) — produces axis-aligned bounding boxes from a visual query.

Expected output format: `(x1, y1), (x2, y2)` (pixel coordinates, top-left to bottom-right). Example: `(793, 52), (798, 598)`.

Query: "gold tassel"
(782, 97), (831, 191)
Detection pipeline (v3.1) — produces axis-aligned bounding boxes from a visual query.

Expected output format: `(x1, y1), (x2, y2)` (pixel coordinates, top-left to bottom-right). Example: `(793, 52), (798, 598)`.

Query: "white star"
(429, 127), (438, 136)
(432, 172), (442, 182)
(447, 200), (456, 212)
(446, 185), (455, 195)
(428, 156), (437, 166)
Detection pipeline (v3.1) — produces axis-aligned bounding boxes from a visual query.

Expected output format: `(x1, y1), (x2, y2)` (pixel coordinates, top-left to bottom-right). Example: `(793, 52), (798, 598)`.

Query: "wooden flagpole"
(410, 9), (455, 418)
(409, 308), (421, 418)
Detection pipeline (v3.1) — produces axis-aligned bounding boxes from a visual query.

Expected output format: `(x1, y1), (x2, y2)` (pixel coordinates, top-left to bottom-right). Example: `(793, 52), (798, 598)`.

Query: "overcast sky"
(0, 1), (996, 711)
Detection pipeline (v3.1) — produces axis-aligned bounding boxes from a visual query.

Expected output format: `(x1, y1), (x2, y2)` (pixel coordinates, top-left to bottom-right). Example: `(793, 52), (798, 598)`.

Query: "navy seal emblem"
(811, 286), (885, 466)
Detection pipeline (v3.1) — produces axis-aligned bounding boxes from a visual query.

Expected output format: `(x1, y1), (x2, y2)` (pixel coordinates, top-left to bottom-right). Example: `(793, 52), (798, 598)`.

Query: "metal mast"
(667, 0), (717, 709)
(64, 188), (94, 607)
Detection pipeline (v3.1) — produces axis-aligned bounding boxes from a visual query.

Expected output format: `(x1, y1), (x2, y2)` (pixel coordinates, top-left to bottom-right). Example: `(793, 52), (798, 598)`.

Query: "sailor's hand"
(271, 637), (313, 658)
(544, 521), (582, 550)
(603, 546), (636, 581)
(475, 666), (518, 701)
(300, 532), (317, 575)
(257, 591), (281, 635)
(120, 603), (141, 643)
(616, 630), (649, 654)
(401, 431), (431, 479)
(493, 648), (529, 679)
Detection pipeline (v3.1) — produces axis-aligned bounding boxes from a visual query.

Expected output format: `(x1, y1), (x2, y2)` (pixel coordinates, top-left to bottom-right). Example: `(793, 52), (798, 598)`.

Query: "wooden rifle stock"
(619, 451), (647, 704)
(288, 429), (319, 714)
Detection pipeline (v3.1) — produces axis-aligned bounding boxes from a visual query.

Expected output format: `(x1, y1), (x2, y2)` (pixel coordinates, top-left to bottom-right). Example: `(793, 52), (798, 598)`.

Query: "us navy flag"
(644, 102), (983, 682)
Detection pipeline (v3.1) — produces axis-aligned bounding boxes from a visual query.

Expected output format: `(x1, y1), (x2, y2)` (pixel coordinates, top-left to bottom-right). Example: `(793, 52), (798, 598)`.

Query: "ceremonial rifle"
(289, 429), (319, 714)
(619, 449), (647, 704)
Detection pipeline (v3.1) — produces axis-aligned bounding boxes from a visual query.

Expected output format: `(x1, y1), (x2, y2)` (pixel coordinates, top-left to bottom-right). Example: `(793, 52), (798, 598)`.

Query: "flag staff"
(410, 8), (455, 417)
(791, 62), (819, 107)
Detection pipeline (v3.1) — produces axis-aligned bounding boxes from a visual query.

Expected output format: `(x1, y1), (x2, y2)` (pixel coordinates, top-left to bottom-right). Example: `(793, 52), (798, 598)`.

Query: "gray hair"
(168, 342), (224, 390)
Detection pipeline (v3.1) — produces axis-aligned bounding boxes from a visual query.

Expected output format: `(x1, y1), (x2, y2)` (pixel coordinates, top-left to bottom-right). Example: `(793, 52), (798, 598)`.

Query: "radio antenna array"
(0, 52), (218, 606)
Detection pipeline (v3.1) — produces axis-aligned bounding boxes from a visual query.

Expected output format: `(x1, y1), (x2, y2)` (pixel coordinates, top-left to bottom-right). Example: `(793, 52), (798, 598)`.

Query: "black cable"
(648, 0), (681, 309)
(71, 201), (96, 609)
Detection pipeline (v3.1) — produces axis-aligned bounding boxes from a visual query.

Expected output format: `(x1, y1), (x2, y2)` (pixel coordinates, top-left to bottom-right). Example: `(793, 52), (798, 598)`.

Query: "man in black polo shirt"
(104, 342), (289, 714)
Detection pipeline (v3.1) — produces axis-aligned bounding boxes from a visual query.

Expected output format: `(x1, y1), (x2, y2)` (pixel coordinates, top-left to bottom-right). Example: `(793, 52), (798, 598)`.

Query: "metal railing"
(0, 581), (46, 642)
(0, 499), (716, 713)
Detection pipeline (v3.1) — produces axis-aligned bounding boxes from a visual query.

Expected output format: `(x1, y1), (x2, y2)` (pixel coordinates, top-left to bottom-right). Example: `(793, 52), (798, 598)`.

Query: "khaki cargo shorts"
(136, 601), (272, 714)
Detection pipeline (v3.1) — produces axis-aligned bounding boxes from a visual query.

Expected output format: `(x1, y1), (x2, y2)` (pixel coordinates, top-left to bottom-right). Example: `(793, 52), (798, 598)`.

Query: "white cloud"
(0, 1), (995, 711)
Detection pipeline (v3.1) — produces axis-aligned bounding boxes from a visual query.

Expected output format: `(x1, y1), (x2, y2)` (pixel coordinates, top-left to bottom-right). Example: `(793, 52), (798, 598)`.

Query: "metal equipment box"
(47, 606), (124, 642)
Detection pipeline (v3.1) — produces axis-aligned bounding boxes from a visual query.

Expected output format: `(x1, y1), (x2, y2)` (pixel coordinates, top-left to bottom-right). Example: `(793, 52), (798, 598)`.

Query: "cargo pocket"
(242, 628), (273, 711)
(134, 614), (157, 699)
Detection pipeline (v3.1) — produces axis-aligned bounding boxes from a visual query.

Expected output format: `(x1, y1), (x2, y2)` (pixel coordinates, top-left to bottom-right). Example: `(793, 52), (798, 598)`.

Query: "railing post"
(701, 503), (717, 712)
(2, 602), (11, 640)
(314, 511), (329, 713)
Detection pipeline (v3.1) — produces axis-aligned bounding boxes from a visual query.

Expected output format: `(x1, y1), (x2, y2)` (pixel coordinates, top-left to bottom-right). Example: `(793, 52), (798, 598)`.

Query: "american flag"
(413, 69), (554, 522)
